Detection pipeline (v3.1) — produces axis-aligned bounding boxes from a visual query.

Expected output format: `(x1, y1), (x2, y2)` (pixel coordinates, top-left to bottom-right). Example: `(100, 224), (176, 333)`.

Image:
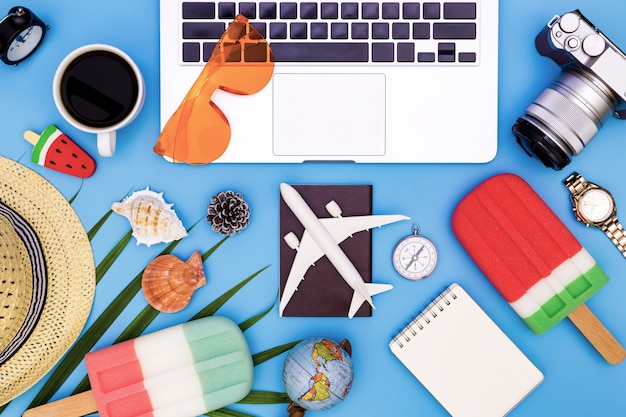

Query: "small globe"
(282, 337), (354, 411)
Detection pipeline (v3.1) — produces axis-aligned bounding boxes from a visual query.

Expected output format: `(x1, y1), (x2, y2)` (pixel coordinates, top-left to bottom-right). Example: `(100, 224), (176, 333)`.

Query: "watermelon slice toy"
(23, 125), (96, 178)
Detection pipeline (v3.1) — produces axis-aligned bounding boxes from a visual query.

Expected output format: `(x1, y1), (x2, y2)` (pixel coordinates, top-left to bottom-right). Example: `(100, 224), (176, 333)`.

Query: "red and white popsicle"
(452, 173), (625, 364)
(23, 125), (96, 178)
(23, 316), (254, 417)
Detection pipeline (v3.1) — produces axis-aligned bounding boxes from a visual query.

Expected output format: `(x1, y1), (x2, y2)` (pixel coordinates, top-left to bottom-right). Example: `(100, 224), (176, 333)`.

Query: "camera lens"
(512, 118), (571, 170)
(512, 66), (619, 170)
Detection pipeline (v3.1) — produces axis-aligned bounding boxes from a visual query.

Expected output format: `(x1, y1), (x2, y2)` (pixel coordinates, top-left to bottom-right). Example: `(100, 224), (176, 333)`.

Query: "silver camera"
(512, 10), (626, 170)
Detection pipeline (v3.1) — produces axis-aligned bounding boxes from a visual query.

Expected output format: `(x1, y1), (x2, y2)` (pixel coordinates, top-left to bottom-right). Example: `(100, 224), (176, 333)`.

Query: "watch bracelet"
(564, 172), (587, 196)
(602, 218), (626, 258)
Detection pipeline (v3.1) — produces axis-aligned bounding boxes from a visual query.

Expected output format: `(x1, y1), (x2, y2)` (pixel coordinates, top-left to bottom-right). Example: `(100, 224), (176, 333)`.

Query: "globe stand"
(287, 402), (307, 417)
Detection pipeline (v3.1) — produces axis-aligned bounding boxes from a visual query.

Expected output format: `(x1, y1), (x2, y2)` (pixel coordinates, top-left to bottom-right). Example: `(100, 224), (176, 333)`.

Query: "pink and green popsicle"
(23, 316), (254, 417)
(452, 173), (625, 364)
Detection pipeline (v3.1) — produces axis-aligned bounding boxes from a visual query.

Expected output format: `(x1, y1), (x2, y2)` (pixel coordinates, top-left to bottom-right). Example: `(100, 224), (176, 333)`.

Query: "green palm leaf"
(190, 265), (269, 320)
(87, 209), (114, 241)
(94, 229), (133, 283)
(253, 341), (302, 366)
(240, 390), (291, 404)
(206, 409), (258, 417)
(239, 303), (274, 332)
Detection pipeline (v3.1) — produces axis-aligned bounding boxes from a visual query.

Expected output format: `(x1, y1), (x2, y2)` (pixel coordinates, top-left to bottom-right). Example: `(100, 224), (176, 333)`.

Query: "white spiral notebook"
(389, 283), (543, 417)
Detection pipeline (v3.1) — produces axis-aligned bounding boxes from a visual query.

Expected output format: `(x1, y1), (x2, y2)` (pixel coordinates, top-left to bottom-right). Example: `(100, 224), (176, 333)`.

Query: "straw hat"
(0, 155), (95, 405)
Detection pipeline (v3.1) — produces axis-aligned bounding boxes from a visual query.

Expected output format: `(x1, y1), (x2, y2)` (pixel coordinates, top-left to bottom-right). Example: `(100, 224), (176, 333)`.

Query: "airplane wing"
(279, 229), (325, 316)
(319, 214), (409, 244)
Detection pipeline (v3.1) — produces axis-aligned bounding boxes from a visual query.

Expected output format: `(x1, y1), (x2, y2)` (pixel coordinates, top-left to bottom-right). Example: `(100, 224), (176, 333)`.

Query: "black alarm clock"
(0, 6), (47, 65)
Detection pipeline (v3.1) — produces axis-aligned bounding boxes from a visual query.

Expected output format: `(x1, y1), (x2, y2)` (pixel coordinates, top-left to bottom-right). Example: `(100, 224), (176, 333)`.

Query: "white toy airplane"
(279, 183), (409, 318)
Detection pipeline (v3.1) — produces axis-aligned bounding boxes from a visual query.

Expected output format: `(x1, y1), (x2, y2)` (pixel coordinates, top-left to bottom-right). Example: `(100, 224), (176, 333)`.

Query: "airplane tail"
(348, 282), (393, 318)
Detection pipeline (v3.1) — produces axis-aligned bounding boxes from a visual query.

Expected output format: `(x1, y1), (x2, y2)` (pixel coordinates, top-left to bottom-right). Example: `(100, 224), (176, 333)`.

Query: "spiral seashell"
(112, 187), (187, 247)
(142, 252), (206, 313)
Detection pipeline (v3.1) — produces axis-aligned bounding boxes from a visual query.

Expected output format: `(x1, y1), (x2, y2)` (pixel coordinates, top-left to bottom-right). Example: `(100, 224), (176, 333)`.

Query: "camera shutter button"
(583, 34), (606, 57)
(559, 13), (580, 33)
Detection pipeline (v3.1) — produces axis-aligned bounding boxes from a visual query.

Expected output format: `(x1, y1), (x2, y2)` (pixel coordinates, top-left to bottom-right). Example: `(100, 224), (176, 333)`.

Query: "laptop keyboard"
(179, 1), (479, 64)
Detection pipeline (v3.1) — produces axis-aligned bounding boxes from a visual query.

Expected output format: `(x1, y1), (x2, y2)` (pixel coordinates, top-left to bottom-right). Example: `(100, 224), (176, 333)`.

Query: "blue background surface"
(2, 0), (626, 416)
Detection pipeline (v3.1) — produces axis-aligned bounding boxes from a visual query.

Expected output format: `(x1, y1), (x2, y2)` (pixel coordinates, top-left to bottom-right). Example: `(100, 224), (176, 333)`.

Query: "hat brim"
(0, 156), (95, 405)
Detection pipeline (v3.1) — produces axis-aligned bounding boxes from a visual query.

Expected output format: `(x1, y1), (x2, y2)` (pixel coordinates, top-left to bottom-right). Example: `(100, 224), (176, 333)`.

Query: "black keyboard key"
(392, 22), (410, 39)
(402, 2), (420, 19)
(244, 42), (271, 61)
(183, 22), (226, 39)
(397, 42), (415, 62)
(223, 42), (242, 62)
(239, 2), (257, 18)
(331, 22), (349, 38)
(362, 3), (379, 19)
(459, 52), (476, 62)
(270, 42), (368, 62)
(413, 22), (430, 39)
(418, 52), (436, 62)
(270, 22), (288, 38)
(311, 22), (328, 38)
(183, 42), (201, 62)
(433, 22), (476, 39)
(280, 2), (298, 19)
(259, 2), (277, 18)
(351, 22), (369, 39)
(182, 2), (215, 19)
(290, 22), (307, 38)
(444, 2), (476, 19)
(218, 2), (236, 18)
(250, 22), (266, 37)
(372, 23), (389, 39)
(423, 3), (440, 19)
(372, 43), (394, 62)
(382, 3), (400, 19)
(300, 2), (318, 18)
(203, 42), (218, 61)
(321, 2), (339, 18)
(438, 42), (455, 62)
(341, 3), (359, 19)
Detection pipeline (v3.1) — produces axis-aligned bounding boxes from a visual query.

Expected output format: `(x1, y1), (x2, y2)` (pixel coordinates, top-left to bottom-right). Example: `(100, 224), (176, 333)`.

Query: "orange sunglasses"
(154, 15), (274, 164)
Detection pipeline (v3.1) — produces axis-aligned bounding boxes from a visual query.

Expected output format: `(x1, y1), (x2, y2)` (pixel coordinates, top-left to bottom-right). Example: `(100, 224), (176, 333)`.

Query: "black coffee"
(60, 50), (139, 128)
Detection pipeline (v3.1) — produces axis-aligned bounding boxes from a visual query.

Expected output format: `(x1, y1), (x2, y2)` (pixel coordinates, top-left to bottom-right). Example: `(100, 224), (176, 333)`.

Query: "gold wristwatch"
(564, 172), (626, 258)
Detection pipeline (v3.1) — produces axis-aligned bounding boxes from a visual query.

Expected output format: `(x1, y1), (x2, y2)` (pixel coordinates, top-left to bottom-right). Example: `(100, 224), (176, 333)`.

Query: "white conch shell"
(112, 187), (187, 246)
(142, 252), (206, 313)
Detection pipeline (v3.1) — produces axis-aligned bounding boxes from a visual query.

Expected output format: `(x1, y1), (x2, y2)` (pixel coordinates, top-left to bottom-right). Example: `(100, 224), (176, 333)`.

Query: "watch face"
(7, 25), (44, 62)
(579, 188), (614, 223)
(392, 235), (438, 280)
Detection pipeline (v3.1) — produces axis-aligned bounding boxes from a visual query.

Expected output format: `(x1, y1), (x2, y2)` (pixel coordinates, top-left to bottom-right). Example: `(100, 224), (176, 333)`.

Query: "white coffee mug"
(52, 44), (145, 157)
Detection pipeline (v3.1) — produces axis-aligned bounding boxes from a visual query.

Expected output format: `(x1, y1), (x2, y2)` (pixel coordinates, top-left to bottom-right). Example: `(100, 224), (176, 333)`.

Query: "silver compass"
(392, 222), (438, 280)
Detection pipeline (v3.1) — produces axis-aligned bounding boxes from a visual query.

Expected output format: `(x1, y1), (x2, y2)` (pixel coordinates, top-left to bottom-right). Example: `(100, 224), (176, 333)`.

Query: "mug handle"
(97, 131), (116, 157)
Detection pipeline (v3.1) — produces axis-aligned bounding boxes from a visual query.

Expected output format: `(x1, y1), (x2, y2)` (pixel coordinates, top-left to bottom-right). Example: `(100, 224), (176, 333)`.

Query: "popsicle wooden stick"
(23, 130), (40, 145)
(568, 304), (626, 365)
(23, 390), (97, 417)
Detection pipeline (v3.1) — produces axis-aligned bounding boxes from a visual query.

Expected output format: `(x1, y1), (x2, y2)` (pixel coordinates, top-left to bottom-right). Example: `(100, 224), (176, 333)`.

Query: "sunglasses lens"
(154, 96), (231, 164)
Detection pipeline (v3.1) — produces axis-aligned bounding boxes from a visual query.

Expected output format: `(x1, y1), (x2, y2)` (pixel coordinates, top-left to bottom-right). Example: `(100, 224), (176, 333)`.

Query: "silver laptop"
(159, 0), (498, 163)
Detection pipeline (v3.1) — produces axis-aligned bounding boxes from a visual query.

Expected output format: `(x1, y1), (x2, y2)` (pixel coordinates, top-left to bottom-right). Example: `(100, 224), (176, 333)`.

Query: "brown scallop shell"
(142, 252), (206, 313)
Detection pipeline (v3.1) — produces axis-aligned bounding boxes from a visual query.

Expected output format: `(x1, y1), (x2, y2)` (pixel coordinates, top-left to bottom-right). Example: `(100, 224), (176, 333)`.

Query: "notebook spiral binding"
(391, 285), (458, 349)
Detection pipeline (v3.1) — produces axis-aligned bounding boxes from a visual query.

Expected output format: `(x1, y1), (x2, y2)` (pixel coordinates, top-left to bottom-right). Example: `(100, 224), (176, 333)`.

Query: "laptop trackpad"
(273, 73), (385, 157)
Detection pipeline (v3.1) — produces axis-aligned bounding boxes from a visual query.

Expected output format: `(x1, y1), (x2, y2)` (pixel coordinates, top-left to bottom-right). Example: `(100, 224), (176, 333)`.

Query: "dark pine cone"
(206, 191), (251, 236)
